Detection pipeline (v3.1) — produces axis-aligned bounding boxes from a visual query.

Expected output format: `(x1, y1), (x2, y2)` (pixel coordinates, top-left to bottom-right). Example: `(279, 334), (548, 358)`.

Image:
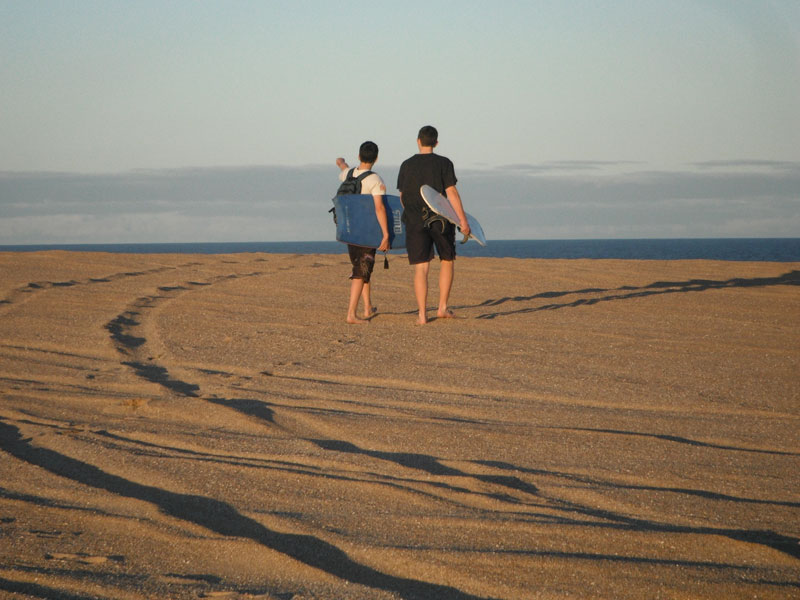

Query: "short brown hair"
(417, 125), (438, 147)
(359, 141), (379, 163)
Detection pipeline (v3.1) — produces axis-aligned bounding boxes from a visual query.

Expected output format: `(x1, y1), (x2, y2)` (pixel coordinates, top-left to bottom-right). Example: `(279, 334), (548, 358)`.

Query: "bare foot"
(416, 312), (428, 325)
(363, 306), (377, 319)
(437, 308), (455, 319)
(346, 315), (368, 325)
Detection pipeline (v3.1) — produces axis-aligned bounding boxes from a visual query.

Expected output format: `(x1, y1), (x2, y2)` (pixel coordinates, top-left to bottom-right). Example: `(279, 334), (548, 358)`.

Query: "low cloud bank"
(1, 162), (798, 244)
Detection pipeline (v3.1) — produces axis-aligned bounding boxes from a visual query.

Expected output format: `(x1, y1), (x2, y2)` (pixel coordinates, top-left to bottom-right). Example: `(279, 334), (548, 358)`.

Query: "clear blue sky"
(1, 0), (798, 243)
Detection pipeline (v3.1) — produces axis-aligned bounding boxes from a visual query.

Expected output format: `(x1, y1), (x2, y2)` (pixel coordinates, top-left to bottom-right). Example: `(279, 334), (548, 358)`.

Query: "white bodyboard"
(420, 185), (487, 246)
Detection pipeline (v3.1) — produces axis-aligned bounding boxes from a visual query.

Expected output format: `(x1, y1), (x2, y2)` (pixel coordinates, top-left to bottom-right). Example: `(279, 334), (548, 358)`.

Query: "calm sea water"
(1, 239), (799, 262)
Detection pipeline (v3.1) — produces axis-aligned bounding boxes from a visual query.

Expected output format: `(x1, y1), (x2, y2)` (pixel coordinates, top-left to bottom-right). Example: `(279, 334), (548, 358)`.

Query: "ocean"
(1, 238), (799, 262)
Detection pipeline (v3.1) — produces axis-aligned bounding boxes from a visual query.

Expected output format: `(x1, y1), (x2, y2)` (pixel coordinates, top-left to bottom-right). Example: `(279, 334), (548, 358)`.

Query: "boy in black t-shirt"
(397, 126), (471, 325)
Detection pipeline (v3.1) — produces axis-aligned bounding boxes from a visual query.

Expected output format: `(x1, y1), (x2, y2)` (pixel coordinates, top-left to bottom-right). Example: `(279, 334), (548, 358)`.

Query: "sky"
(1, 0), (799, 244)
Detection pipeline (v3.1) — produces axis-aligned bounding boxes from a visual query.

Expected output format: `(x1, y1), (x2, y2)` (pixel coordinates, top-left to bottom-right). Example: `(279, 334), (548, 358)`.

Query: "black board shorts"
(405, 218), (456, 265)
(348, 245), (377, 282)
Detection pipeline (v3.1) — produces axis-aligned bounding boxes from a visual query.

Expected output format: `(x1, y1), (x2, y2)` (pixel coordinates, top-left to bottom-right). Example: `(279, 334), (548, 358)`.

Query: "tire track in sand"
(97, 268), (508, 598)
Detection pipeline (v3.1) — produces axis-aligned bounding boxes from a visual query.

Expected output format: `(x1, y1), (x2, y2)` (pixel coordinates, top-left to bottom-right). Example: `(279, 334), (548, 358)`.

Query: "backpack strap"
(341, 168), (373, 195)
(345, 168), (373, 180)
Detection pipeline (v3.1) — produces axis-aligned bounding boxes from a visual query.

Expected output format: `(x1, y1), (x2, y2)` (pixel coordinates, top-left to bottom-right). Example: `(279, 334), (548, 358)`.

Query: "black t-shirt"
(396, 153), (457, 224)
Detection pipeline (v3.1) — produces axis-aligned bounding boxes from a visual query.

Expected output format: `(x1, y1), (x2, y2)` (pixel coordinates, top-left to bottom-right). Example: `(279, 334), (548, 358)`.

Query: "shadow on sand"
(472, 270), (800, 319)
(0, 420), (492, 600)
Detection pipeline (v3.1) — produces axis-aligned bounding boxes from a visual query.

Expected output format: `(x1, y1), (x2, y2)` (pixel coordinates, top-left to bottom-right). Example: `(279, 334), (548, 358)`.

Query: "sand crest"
(0, 251), (798, 599)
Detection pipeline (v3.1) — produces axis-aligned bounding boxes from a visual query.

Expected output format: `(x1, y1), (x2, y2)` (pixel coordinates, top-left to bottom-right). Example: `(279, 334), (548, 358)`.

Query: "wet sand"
(0, 251), (798, 599)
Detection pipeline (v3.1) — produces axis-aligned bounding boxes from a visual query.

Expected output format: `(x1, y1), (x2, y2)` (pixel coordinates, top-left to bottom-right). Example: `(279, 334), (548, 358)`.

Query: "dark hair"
(359, 141), (379, 164)
(417, 125), (438, 147)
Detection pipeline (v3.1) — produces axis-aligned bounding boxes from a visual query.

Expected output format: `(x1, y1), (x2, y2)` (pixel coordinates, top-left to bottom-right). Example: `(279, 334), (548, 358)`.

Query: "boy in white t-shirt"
(335, 141), (390, 324)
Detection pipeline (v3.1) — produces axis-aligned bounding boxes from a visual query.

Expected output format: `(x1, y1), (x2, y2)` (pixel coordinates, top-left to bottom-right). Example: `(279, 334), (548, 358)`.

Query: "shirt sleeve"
(396, 162), (406, 192)
(443, 158), (457, 189)
(361, 173), (386, 196)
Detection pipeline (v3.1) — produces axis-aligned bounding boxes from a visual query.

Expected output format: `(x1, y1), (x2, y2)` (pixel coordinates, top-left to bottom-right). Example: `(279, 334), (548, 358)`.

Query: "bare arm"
(445, 185), (471, 238)
(336, 157), (349, 172)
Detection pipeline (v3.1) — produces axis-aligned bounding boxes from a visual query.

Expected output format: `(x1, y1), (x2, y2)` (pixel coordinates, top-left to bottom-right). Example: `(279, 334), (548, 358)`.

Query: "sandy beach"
(0, 250), (798, 599)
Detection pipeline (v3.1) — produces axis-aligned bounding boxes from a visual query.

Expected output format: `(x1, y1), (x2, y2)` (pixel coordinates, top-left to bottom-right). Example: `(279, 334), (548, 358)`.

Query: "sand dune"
(1, 251), (798, 599)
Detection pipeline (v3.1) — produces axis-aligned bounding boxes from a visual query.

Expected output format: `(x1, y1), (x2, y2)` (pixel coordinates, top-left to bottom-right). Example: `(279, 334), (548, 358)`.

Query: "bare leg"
(361, 282), (376, 319)
(437, 259), (455, 318)
(347, 278), (368, 324)
(413, 261), (430, 324)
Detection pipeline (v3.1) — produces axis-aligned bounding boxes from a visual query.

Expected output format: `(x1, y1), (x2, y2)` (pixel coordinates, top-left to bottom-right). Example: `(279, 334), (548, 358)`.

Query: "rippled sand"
(1, 251), (798, 599)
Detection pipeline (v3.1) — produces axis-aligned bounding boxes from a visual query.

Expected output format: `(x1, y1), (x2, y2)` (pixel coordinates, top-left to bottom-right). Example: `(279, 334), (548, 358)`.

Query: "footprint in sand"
(45, 552), (124, 565)
(200, 592), (278, 599)
(157, 573), (221, 585)
(121, 397), (150, 411)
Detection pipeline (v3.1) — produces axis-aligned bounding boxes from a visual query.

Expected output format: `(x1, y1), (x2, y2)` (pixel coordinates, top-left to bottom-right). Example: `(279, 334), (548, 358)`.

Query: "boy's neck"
(358, 162), (374, 170)
(417, 139), (437, 154)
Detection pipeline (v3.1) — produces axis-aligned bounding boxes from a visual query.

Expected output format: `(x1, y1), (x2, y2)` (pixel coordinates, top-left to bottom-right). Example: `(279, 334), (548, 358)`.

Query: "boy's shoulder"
(407, 153), (453, 171)
(423, 152), (452, 163)
(361, 171), (386, 195)
(403, 152), (450, 164)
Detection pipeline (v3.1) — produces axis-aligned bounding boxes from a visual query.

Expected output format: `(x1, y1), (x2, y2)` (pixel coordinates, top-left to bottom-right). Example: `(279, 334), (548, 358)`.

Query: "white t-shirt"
(339, 168), (386, 196)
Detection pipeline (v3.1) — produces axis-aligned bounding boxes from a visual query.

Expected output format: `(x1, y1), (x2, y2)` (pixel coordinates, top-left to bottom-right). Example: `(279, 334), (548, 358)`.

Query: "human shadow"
(474, 270), (800, 319)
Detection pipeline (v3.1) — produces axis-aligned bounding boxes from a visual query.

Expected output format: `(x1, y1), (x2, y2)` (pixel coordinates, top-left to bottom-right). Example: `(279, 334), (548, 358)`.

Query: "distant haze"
(1, 1), (798, 243)
(2, 161), (797, 243)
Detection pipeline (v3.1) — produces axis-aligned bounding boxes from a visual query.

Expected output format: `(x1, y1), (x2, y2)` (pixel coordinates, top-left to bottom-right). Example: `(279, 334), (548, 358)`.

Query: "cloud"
(1, 161), (798, 244)
(458, 162), (800, 239)
(495, 160), (642, 174)
(0, 165), (341, 243)
(0, 166), (332, 217)
(690, 160), (800, 172)
(461, 162), (800, 203)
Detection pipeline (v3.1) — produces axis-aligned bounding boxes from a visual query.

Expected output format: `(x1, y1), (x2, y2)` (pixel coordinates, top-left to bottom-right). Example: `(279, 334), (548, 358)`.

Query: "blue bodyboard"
(332, 194), (406, 249)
